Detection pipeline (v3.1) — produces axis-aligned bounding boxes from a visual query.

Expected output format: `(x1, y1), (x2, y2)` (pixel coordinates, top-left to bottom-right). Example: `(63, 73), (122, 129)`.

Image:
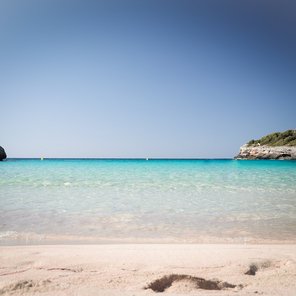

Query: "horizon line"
(4, 157), (235, 160)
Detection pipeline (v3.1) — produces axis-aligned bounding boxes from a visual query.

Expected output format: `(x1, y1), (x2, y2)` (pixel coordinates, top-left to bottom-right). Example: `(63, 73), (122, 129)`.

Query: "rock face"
(235, 144), (296, 160)
(235, 130), (296, 160)
(0, 146), (7, 161)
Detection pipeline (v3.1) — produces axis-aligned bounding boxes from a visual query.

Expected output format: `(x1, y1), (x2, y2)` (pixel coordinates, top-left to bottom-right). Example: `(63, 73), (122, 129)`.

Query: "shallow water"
(0, 159), (296, 244)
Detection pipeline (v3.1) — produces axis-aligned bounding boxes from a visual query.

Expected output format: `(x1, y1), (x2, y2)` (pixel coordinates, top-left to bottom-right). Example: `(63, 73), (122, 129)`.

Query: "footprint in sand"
(144, 274), (239, 293)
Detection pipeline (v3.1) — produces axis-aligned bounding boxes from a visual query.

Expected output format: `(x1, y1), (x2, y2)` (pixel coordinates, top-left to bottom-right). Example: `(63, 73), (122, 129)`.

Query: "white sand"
(1, 244), (296, 295)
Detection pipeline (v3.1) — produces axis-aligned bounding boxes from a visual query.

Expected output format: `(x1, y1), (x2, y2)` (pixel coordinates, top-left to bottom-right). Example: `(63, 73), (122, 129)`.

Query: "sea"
(0, 159), (295, 245)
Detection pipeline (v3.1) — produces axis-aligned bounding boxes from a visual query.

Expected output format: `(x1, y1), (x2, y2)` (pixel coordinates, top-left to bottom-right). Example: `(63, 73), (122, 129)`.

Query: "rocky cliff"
(235, 144), (296, 160)
(0, 146), (7, 161)
(235, 130), (296, 160)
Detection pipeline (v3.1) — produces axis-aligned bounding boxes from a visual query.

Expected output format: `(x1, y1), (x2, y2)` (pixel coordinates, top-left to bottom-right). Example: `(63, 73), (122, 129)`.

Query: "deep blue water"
(1, 159), (296, 244)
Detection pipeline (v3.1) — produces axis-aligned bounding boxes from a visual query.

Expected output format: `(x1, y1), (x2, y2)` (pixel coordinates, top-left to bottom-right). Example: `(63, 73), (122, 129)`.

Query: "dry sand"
(0, 244), (296, 295)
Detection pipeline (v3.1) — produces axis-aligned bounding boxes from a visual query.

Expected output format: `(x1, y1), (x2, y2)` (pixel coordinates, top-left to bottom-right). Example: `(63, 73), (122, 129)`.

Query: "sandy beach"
(1, 244), (296, 295)
(2, 0), (296, 294)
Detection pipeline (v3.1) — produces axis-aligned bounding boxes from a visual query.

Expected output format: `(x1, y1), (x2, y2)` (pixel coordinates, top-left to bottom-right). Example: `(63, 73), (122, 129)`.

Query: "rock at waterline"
(0, 146), (7, 161)
(234, 130), (296, 160)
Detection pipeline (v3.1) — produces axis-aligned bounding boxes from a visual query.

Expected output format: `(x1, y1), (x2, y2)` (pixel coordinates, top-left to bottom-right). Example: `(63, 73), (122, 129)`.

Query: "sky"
(0, 0), (295, 158)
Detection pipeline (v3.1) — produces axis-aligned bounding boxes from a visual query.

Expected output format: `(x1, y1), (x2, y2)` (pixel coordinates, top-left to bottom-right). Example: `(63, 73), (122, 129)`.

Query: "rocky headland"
(0, 146), (7, 161)
(235, 130), (296, 160)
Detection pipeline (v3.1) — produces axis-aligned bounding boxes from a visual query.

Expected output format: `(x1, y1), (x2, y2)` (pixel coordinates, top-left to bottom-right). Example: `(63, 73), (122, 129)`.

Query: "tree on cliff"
(247, 130), (296, 147)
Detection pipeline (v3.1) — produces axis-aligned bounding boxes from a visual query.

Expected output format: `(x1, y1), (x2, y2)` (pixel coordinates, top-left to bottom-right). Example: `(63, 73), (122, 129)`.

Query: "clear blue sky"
(1, 0), (295, 158)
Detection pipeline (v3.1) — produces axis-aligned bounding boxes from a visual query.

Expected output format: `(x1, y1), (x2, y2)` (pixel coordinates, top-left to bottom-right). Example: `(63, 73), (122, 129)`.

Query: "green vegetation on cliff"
(247, 130), (296, 147)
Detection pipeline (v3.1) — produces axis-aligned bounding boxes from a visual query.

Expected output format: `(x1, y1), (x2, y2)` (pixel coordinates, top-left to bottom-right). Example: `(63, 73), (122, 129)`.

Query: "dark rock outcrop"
(0, 146), (7, 161)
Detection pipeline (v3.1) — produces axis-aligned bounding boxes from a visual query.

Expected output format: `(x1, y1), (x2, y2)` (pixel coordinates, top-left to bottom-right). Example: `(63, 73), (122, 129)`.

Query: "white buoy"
(41, 157), (44, 161)
(146, 158), (149, 160)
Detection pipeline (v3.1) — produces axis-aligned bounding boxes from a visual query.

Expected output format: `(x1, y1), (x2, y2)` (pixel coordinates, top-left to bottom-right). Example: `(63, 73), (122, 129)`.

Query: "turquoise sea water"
(0, 159), (296, 244)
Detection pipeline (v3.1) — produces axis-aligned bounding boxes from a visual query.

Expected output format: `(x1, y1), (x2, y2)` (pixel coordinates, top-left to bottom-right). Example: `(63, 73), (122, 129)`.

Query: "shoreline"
(1, 244), (296, 295)
(2, 231), (296, 246)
